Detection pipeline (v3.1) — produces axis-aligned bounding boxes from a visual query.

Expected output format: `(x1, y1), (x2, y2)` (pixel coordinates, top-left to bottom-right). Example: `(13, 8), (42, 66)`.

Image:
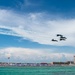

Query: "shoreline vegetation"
(0, 61), (75, 67)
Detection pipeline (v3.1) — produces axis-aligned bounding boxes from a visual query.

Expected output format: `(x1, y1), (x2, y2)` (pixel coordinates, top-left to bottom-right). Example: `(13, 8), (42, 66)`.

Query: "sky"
(0, 0), (75, 63)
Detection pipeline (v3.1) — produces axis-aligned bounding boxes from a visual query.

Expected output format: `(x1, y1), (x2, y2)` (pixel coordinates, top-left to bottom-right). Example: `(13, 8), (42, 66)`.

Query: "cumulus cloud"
(0, 47), (74, 62)
(0, 9), (75, 46)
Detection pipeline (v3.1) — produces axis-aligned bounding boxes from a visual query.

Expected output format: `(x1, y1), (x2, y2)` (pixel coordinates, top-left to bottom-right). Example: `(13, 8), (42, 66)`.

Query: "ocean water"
(0, 66), (75, 75)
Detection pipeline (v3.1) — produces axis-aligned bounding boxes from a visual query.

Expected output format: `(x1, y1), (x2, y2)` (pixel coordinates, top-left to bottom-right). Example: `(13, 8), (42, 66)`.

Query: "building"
(74, 56), (75, 64)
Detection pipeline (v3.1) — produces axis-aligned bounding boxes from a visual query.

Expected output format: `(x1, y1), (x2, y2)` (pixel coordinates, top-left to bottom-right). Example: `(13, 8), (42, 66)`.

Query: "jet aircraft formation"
(51, 34), (67, 42)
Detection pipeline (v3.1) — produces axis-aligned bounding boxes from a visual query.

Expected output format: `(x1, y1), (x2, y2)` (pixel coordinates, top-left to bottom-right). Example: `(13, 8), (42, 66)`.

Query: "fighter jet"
(60, 36), (67, 41)
(51, 39), (58, 42)
(52, 34), (67, 42)
(57, 34), (63, 37)
(56, 34), (67, 41)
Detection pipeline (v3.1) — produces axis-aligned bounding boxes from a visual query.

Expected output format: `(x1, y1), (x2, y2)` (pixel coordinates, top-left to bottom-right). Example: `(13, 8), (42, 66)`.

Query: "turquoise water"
(0, 66), (75, 75)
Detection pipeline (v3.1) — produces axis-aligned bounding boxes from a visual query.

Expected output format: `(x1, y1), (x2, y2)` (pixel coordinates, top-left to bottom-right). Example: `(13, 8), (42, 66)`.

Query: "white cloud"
(0, 47), (74, 62)
(24, 0), (42, 6)
(16, 0), (42, 10)
(0, 9), (75, 46)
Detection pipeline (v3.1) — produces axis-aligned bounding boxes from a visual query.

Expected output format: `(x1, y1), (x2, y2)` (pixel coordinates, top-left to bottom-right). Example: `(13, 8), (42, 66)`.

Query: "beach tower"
(8, 56), (10, 65)
(7, 54), (11, 65)
(74, 56), (75, 64)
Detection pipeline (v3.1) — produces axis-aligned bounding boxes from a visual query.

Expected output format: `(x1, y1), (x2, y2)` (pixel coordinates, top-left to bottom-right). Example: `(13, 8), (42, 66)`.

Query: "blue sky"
(0, 0), (75, 63)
